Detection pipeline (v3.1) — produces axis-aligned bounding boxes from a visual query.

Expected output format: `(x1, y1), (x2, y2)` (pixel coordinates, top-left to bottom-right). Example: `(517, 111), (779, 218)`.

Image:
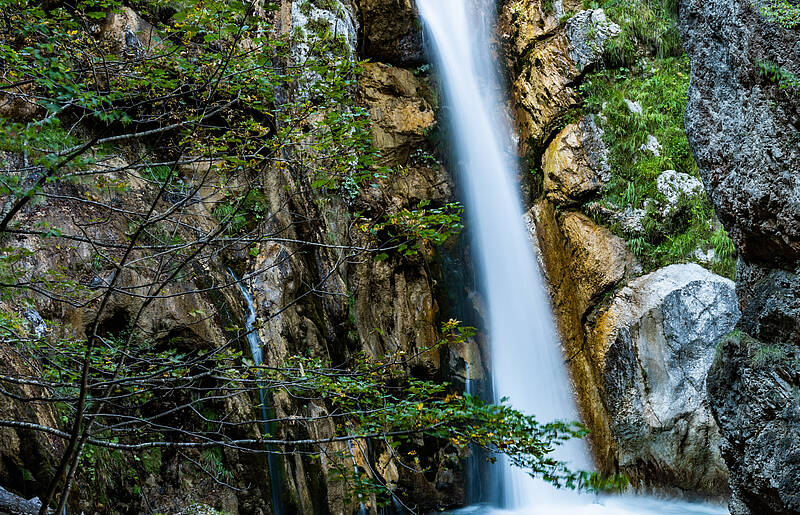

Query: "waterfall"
(228, 269), (284, 515)
(417, 0), (588, 507)
(417, 1), (728, 514)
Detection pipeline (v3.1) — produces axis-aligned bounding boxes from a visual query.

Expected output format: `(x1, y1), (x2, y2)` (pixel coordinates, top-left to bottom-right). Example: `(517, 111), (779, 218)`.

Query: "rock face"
(0, 343), (59, 504)
(559, 211), (637, 318)
(0, 0), (464, 512)
(679, 0), (800, 267)
(529, 194), (735, 498)
(503, 8), (619, 154)
(505, 1), (744, 500)
(679, 0), (800, 512)
(588, 264), (738, 495)
(358, 62), (436, 164)
(543, 115), (610, 205)
(356, 0), (423, 65)
(707, 332), (800, 515)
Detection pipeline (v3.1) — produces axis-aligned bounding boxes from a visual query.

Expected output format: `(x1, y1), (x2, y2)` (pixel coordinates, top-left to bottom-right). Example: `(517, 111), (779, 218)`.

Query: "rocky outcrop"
(588, 264), (737, 496)
(679, 0), (800, 512)
(543, 115), (610, 206)
(356, 0), (423, 65)
(679, 0), (800, 268)
(358, 63), (436, 165)
(529, 193), (734, 497)
(559, 211), (638, 318)
(707, 331), (800, 515)
(502, 8), (619, 154)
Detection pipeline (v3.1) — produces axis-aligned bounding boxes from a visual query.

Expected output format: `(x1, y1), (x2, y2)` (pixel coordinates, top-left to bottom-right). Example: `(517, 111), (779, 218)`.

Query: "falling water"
(417, 1), (727, 514)
(228, 269), (284, 515)
(416, 0), (587, 506)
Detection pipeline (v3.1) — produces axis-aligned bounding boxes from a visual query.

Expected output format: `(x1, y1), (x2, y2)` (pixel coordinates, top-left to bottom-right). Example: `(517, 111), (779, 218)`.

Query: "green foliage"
(364, 201), (464, 257)
(581, 56), (737, 277)
(600, 0), (683, 67)
(757, 59), (800, 92)
(212, 189), (270, 234)
(760, 0), (800, 29)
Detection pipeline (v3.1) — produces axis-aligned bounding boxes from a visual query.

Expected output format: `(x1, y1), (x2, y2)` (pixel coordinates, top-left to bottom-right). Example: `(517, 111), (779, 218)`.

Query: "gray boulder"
(589, 264), (738, 496)
(679, 0), (800, 267)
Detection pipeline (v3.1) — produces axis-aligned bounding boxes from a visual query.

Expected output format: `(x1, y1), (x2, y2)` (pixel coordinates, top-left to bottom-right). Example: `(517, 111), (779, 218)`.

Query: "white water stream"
(416, 1), (727, 513)
(227, 269), (284, 515)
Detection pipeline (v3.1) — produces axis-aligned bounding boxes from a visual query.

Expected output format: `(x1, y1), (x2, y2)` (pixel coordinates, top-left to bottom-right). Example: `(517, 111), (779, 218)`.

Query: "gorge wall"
(3, 0), (795, 513)
(679, 0), (800, 513)
(0, 0), (473, 513)
(499, 0), (739, 501)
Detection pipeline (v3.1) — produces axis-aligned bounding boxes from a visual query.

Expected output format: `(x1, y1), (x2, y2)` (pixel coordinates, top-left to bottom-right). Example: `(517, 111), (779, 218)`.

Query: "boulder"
(679, 0), (800, 267)
(566, 9), (621, 71)
(587, 264), (738, 496)
(543, 115), (610, 205)
(656, 170), (704, 206)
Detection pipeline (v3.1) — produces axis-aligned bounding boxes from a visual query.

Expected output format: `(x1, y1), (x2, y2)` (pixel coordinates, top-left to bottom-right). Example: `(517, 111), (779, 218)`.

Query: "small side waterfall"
(417, 1), (728, 514)
(228, 269), (284, 515)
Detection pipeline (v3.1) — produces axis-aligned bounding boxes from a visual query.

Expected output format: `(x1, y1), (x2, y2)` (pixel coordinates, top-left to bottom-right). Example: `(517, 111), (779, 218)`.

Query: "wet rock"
(542, 115), (610, 205)
(588, 264), (737, 497)
(357, 0), (423, 65)
(526, 200), (616, 473)
(498, 0), (581, 58)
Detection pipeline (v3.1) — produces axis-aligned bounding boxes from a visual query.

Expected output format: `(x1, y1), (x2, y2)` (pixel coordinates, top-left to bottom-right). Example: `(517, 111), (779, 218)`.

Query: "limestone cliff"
(678, 0), (800, 512)
(0, 0), (464, 513)
(504, 0), (739, 500)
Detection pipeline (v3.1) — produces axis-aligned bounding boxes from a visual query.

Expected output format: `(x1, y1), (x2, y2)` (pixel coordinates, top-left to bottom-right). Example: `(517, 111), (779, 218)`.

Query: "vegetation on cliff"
(0, 0), (612, 512)
(577, 0), (737, 278)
